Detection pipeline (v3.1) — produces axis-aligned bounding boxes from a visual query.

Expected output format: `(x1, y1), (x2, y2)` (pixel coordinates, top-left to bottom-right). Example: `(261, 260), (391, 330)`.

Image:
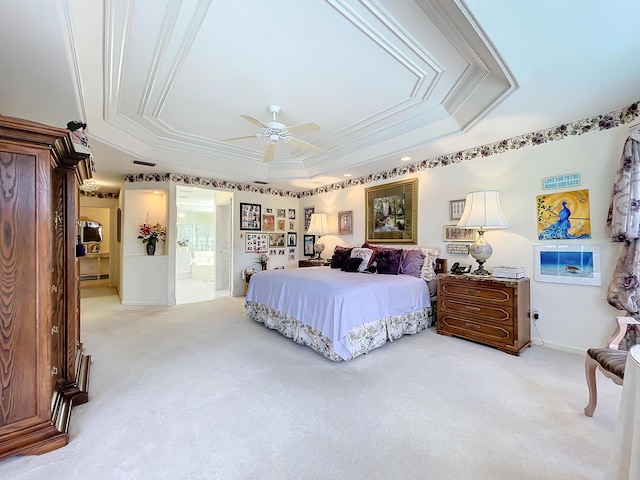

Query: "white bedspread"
(245, 267), (431, 360)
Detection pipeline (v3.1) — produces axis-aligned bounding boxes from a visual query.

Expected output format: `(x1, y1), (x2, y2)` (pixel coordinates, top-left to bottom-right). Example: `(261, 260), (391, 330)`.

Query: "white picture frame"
(533, 244), (601, 286)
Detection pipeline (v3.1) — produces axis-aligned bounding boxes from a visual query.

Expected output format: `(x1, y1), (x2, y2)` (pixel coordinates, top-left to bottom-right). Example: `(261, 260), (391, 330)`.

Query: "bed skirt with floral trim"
(245, 301), (431, 361)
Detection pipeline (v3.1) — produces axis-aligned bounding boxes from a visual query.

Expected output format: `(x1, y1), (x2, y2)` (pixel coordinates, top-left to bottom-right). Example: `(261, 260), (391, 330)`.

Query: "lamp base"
(313, 240), (325, 260)
(470, 261), (491, 276)
(469, 229), (493, 276)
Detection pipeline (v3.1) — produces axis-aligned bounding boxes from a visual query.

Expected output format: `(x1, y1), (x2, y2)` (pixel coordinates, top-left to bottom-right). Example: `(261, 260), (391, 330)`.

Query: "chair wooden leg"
(584, 355), (598, 417)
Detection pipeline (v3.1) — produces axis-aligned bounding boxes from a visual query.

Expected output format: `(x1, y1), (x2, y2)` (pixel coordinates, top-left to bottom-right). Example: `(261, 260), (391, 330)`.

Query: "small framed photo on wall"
(338, 210), (353, 235)
(449, 199), (466, 221)
(262, 214), (275, 232)
(304, 206), (315, 231)
(269, 233), (285, 248)
(303, 234), (315, 256)
(287, 232), (297, 247)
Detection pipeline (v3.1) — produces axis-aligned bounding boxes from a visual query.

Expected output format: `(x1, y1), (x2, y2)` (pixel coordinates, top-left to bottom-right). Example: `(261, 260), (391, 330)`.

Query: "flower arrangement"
(257, 253), (269, 270)
(138, 222), (166, 244)
(177, 238), (189, 248)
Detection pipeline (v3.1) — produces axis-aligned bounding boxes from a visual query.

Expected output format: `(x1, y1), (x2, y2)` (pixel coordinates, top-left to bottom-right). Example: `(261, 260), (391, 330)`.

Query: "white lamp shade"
(456, 191), (509, 229)
(307, 213), (329, 236)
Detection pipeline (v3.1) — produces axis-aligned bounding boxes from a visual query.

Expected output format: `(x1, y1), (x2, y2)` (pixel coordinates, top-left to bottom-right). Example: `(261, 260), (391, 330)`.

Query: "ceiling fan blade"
(241, 114), (268, 128)
(221, 134), (261, 142)
(263, 143), (276, 163)
(287, 136), (320, 153)
(285, 122), (320, 134)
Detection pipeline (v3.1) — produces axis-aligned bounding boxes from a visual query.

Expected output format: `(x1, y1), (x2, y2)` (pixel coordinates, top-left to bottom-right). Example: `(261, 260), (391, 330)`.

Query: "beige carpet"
(0, 288), (622, 479)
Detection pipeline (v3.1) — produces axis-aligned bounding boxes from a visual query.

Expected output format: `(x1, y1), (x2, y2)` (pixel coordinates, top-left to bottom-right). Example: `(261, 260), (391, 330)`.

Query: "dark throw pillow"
(341, 257), (363, 272)
(375, 248), (403, 275)
(331, 245), (353, 268)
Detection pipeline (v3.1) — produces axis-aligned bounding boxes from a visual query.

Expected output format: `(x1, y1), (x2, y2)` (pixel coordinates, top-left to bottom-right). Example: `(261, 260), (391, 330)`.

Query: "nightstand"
(436, 273), (531, 355)
(298, 259), (331, 267)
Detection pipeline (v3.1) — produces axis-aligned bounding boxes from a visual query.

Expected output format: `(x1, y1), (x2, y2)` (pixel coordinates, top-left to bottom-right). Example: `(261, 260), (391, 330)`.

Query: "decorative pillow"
(362, 243), (398, 268)
(375, 248), (403, 275)
(400, 249), (426, 277)
(367, 245), (440, 281)
(331, 245), (353, 269)
(350, 248), (374, 272)
(341, 257), (363, 272)
(360, 243), (380, 267)
(418, 248), (440, 281)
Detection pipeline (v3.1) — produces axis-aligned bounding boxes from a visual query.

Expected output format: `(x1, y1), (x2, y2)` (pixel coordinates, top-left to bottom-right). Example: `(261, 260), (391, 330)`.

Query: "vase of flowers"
(138, 222), (166, 255)
(177, 238), (189, 252)
(257, 253), (269, 270)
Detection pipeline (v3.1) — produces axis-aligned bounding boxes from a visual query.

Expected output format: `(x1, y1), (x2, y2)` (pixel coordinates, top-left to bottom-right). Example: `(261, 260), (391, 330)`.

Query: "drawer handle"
(465, 322), (480, 331)
(465, 305), (480, 312)
(466, 288), (479, 295)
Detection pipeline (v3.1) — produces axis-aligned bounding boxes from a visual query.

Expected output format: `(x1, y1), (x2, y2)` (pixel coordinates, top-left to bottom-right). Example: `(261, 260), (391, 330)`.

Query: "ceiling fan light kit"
(222, 104), (320, 162)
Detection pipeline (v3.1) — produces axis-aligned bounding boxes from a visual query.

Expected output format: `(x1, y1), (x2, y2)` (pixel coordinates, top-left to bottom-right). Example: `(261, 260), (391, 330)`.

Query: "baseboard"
(532, 339), (584, 356)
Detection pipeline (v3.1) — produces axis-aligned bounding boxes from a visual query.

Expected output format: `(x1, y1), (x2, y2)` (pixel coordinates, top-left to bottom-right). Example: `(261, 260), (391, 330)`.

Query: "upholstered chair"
(584, 316), (640, 417)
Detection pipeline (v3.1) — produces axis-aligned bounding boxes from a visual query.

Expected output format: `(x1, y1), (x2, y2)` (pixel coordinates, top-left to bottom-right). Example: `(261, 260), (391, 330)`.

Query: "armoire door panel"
(0, 151), (42, 426)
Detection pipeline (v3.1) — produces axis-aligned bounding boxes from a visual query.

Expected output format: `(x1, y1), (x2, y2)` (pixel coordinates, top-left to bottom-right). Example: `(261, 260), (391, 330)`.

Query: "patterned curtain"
(607, 128), (640, 348)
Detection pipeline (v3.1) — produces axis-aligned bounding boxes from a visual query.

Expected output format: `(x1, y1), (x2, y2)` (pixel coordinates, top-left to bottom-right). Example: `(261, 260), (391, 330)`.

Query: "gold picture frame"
(365, 178), (417, 244)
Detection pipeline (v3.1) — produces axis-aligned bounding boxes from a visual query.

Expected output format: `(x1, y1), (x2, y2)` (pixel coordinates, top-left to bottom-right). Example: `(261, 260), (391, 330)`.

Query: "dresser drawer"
(439, 279), (514, 305)
(440, 298), (512, 325)
(439, 314), (515, 349)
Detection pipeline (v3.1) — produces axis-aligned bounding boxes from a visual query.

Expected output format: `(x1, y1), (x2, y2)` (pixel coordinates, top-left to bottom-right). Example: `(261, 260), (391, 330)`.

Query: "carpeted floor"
(0, 288), (622, 479)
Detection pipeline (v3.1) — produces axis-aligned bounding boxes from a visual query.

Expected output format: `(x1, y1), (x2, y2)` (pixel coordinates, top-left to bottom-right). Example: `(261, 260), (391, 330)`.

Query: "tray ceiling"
(1, 0), (639, 193)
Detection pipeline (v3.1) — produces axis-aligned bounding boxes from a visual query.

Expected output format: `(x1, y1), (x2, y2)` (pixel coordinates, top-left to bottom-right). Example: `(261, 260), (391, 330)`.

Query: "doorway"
(175, 186), (233, 304)
(78, 206), (111, 289)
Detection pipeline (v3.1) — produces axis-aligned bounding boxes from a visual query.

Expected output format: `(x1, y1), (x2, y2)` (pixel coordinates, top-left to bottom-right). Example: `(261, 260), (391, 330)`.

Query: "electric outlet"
(532, 307), (541, 321)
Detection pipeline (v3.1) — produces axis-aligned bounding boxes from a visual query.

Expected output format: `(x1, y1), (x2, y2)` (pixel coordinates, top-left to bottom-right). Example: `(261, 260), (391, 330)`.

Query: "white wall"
(300, 125), (629, 354)
(121, 184), (171, 305)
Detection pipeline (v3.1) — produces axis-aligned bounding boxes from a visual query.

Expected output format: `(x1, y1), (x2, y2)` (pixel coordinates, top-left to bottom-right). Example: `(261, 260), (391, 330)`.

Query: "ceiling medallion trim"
(123, 101), (640, 199)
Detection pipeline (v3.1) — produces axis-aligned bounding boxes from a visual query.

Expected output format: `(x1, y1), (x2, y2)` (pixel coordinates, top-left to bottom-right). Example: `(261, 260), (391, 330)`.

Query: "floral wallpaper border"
(122, 101), (640, 199)
(80, 191), (120, 200)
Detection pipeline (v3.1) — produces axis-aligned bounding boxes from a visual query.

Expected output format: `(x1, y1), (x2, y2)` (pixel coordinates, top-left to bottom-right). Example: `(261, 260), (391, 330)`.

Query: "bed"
(245, 246), (443, 361)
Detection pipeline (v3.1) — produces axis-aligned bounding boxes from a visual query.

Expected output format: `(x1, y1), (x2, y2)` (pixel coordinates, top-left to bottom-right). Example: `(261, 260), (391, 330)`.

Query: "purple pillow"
(375, 248), (403, 275)
(331, 246), (353, 268)
(400, 249), (426, 277)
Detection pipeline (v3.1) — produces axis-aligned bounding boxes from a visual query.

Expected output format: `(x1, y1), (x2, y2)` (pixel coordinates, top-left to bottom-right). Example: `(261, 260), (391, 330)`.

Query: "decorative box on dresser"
(437, 273), (531, 356)
(0, 116), (93, 460)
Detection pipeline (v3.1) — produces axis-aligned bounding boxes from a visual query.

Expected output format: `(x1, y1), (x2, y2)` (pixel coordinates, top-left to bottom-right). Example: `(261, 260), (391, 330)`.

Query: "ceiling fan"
(221, 104), (320, 162)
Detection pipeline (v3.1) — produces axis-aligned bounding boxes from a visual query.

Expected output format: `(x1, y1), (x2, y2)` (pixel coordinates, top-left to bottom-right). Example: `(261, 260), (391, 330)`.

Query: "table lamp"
(456, 191), (509, 276)
(307, 213), (329, 260)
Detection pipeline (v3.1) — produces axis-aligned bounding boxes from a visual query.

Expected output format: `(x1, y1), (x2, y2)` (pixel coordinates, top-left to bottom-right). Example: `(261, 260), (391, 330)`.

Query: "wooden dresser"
(436, 273), (531, 356)
(0, 116), (92, 460)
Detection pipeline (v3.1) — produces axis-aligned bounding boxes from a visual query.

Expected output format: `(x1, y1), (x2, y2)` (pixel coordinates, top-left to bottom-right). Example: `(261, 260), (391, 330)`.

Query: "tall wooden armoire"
(0, 116), (92, 460)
